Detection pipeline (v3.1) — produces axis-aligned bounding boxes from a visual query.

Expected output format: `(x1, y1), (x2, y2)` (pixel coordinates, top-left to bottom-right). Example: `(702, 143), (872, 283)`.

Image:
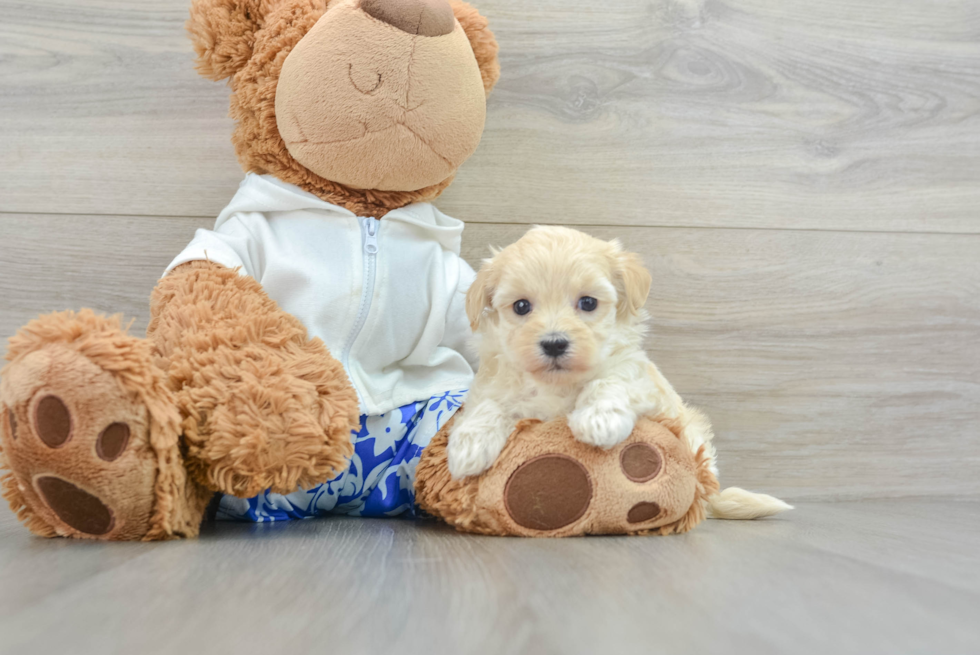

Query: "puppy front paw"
(568, 403), (636, 449)
(447, 424), (509, 480)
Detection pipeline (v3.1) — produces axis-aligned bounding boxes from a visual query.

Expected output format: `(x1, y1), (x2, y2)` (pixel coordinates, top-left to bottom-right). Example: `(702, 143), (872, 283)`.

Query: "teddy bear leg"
(0, 310), (210, 540)
(417, 415), (721, 537)
(148, 261), (360, 500)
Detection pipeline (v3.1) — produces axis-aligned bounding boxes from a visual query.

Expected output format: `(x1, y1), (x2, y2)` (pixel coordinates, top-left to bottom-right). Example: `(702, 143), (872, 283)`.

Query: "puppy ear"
(613, 245), (652, 319)
(465, 262), (496, 331)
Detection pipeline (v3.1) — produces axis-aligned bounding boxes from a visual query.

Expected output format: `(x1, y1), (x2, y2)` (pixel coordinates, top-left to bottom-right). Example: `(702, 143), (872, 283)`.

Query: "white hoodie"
(165, 174), (477, 416)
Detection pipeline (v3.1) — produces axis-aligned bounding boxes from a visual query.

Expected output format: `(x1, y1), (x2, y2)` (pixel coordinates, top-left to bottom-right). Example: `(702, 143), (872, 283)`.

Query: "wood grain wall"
(1, 0), (978, 500)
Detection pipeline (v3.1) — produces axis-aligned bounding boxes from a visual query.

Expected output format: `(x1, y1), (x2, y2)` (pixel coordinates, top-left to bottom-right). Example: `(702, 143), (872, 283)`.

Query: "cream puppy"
(448, 226), (790, 519)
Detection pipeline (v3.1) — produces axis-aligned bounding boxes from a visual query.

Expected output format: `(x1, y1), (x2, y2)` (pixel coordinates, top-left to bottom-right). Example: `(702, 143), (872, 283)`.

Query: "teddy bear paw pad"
(34, 395), (72, 447)
(504, 454), (592, 530)
(619, 442), (662, 482)
(35, 476), (115, 535)
(1, 340), (159, 539)
(96, 423), (131, 461)
(626, 501), (662, 524)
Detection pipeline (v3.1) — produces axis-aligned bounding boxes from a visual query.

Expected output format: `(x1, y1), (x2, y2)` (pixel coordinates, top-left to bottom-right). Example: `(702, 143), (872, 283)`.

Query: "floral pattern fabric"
(214, 390), (466, 522)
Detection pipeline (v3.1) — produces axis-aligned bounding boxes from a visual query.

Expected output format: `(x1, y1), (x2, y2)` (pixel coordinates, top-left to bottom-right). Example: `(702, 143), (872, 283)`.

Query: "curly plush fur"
(0, 262), (359, 540)
(149, 262), (359, 498)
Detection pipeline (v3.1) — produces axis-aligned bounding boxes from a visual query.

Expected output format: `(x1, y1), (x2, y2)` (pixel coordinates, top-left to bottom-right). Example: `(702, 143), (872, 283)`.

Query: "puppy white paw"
(568, 403), (636, 449)
(447, 425), (509, 480)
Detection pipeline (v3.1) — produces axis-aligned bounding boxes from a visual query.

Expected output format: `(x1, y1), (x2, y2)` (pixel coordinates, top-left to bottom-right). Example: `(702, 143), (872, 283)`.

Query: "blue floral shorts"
(214, 390), (467, 522)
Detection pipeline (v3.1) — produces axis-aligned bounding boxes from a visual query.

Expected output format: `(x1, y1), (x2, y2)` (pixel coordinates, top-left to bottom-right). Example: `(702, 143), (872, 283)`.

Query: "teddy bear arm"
(148, 261), (360, 498)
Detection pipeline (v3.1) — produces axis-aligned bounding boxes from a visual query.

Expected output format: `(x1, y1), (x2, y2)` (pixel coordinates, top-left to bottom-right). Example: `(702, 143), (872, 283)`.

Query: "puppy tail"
(706, 487), (793, 520)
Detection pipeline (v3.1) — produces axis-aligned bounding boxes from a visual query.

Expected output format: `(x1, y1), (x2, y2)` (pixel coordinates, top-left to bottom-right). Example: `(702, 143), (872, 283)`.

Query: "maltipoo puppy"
(448, 226), (790, 519)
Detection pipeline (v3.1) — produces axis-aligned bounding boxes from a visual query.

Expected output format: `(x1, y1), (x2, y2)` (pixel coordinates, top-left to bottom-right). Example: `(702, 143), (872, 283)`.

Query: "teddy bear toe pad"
(620, 443), (663, 482)
(626, 501), (662, 524)
(34, 395), (72, 448)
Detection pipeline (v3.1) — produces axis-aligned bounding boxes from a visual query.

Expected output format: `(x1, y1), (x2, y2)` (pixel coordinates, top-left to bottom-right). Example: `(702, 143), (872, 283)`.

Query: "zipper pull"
(363, 217), (379, 255)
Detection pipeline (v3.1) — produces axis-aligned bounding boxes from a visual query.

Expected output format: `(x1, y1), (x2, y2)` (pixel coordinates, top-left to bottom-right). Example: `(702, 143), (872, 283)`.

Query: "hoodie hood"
(217, 174), (465, 253)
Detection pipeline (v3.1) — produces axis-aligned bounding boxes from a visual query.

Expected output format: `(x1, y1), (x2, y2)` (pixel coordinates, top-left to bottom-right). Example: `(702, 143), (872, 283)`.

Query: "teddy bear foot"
(416, 414), (720, 537)
(0, 310), (202, 540)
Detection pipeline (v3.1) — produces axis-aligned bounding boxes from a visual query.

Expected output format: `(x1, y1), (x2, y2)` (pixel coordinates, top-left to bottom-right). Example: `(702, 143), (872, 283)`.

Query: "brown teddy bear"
(0, 0), (717, 540)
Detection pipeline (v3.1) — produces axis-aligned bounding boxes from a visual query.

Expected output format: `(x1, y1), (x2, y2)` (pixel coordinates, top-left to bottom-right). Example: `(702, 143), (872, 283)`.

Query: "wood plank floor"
(1, 500), (978, 655)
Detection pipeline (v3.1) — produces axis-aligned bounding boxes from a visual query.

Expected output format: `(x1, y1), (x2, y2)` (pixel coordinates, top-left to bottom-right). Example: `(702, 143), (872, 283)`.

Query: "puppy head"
(467, 226), (652, 384)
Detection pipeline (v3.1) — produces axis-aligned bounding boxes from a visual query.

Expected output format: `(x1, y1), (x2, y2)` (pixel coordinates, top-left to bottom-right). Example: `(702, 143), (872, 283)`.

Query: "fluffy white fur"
(448, 226), (791, 520)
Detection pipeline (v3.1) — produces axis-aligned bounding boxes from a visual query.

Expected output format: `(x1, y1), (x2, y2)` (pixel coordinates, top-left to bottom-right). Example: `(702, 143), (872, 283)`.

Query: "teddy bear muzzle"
(274, 0), (488, 192)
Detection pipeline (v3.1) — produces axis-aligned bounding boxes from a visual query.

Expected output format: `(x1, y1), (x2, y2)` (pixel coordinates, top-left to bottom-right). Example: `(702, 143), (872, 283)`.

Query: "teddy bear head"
(188, 0), (500, 216)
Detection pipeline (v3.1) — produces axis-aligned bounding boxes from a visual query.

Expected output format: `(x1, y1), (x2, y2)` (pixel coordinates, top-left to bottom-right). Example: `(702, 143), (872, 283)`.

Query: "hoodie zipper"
(341, 216), (381, 381)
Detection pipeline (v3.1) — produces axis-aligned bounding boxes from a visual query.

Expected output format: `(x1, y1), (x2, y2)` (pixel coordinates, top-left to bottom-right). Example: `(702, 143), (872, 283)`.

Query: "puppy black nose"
(540, 338), (569, 358)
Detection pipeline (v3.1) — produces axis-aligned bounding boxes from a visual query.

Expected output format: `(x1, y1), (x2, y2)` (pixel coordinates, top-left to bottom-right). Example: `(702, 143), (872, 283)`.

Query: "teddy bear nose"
(360, 0), (455, 37)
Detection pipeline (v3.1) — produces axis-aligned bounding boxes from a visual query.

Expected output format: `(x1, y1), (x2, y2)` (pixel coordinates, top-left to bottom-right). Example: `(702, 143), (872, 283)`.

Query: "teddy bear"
(0, 0), (718, 540)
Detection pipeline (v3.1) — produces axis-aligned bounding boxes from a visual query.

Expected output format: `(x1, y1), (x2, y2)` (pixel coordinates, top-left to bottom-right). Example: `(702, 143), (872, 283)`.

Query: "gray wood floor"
(1, 500), (979, 655)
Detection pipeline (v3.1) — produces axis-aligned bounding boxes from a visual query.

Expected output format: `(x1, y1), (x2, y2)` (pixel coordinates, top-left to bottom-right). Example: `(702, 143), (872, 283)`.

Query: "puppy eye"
(578, 296), (598, 312)
(513, 299), (532, 316)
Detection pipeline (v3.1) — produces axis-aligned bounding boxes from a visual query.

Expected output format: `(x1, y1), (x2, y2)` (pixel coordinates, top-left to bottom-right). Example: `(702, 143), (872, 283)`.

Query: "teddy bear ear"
(186, 0), (329, 81)
(449, 0), (501, 96)
(187, 0), (286, 81)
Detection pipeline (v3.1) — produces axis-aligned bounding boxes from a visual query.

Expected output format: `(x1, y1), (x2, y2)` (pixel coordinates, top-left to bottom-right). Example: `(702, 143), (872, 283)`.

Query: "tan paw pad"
(0, 345), (158, 539)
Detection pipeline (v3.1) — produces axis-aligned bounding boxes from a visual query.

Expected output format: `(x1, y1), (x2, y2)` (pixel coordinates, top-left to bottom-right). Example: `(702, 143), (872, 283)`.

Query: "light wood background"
(1, 0), (979, 501)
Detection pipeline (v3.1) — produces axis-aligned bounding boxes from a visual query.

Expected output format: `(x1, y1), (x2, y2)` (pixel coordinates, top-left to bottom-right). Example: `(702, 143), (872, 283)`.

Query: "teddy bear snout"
(360, 0), (455, 37)
(274, 0), (487, 191)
